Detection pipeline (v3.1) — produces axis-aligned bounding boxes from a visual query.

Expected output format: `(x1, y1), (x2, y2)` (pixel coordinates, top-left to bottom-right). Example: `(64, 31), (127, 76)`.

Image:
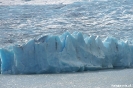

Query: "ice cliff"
(0, 32), (133, 74)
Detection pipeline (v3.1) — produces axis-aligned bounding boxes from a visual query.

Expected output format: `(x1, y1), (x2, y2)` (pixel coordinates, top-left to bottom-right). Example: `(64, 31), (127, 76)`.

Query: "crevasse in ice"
(0, 32), (133, 74)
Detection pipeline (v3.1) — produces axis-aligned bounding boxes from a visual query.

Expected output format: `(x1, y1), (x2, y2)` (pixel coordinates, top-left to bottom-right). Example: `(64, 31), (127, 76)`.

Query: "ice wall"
(0, 32), (133, 74)
(0, 58), (1, 73)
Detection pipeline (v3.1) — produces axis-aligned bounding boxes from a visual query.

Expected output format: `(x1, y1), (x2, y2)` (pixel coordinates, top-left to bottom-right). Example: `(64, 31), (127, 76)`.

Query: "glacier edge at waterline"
(0, 32), (133, 74)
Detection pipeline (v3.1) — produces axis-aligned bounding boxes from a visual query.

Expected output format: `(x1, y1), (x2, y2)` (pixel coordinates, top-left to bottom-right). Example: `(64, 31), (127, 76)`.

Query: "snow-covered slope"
(0, 0), (133, 74)
(0, 0), (133, 47)
(0, 32), (133, 74)
(0, 0), (83, 5)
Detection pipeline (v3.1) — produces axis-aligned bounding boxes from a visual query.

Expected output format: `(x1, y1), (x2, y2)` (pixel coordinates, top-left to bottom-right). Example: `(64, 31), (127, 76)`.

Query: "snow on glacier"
(0, 32), (133, 74)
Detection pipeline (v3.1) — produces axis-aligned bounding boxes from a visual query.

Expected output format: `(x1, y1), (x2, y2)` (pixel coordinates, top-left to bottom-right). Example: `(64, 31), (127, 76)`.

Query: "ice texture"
(0, 32), (133, 74)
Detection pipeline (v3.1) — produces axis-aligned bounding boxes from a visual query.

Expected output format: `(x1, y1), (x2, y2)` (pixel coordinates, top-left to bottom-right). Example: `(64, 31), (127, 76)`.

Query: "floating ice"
(0, 32), (133, 74)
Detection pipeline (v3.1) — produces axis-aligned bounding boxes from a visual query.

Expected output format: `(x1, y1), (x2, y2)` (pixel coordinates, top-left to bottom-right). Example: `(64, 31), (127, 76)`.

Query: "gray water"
(0, 69), (133, 88)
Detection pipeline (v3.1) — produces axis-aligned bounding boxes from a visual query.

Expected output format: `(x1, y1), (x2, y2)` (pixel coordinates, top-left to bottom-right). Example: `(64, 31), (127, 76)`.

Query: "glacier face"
(0, 32), (133, 74)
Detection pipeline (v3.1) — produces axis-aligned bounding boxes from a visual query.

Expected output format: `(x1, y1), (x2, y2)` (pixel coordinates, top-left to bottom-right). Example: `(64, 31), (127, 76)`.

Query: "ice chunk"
(0, 49), (14, 74)
(13, 40), (39, 74)
(0, 32), (133, 74)
(0, 58), (1, 73)
(59, 34), (84, 72)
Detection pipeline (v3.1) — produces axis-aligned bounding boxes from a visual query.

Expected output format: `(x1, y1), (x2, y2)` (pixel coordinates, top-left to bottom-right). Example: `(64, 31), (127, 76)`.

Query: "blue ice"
(0, 32), (133, 74)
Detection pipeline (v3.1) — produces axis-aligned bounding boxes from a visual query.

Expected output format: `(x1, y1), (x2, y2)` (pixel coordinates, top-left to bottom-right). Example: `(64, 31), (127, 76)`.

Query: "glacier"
(0, 32), (133, 74)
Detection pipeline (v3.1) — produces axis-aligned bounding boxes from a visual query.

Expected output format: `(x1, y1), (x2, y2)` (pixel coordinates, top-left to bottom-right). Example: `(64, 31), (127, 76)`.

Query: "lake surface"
(0, 69), (133, 88)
